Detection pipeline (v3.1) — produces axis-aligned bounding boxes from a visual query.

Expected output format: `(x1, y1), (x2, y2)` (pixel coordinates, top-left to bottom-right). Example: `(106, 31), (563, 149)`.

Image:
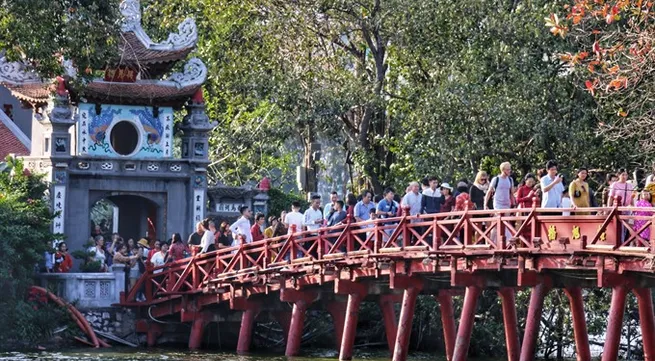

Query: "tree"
(0, 0), (121, 78)
(0, 157), (62, 345)
(550, 0), (655, 154)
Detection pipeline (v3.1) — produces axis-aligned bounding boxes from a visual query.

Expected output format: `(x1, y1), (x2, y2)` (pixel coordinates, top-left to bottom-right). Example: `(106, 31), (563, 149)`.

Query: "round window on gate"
(110, 121), (139, 156)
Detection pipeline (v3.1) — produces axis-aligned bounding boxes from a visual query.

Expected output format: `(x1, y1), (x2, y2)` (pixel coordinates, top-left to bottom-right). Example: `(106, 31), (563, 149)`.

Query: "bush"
(267, 187), (309, 218)
(0, 156), (66, 348)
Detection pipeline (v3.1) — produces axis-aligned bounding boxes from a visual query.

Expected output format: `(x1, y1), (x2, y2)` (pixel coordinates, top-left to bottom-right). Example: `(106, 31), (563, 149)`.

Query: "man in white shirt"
(229, 206), (253, 247)
(304, 195), (323, 233)
(541, 160), (565, 211)
(151, 242), (169, 274)
(323, 192), (339, 220)
(199, 220), (216, 253)
(284, 201), (305, 234)
(401, 182), (423, 216)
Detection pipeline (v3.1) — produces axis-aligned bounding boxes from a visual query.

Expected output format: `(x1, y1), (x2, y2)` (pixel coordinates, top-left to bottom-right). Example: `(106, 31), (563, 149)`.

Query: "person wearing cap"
(137, 238), (151, 260)
(440, 183), (455, 213)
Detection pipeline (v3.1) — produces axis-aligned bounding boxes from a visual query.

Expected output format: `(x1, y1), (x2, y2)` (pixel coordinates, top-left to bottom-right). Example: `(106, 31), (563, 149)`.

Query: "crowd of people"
(44, 160), (655, 282)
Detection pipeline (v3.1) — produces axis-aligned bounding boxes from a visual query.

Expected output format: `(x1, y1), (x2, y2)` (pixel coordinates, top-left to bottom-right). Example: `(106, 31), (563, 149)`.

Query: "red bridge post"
(602, 284), (629, 361)
(327, 300), (347, 351)
(391, 277), (423, 361)
(379, 294), (401, 354)
(563, 287), (591, 361)
(436, 290), (457, 361)
(452, 286), (481, 361)
(188, 314), (210, 350)
(232, 299), (261, 355)
(498, 288), (520, 361)
(335, 280), (368, 361)
(520, 281), (551, 361)
(280, 289), (318, 356)
(634, 288), (655, 361)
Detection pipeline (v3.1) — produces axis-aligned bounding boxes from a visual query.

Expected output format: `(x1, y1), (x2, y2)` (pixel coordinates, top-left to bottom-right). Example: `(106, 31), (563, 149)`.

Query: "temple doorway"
(90, 194), (158, 243)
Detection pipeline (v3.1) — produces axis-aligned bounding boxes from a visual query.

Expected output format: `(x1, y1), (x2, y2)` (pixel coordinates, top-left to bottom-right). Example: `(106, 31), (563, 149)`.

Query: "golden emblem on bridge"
(547, 225), (557, 241)
(572, 226), (581, 240)
(597, 225), (607, 242)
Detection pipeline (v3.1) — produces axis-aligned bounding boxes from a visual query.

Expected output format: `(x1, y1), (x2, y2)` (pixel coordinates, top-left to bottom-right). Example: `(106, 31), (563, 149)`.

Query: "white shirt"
(229, 216), (253, 246)
(284, 211), (304, 234)
(401, 192), (423, 216)
(199, 230), (215, 253)
(151, 251), (166, 273)
(304, 207), (323, 232)
(561, 197), (572, 216)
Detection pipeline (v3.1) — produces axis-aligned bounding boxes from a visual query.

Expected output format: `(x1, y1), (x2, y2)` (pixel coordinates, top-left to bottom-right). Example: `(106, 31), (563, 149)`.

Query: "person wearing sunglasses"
(470, 171), (489, 210)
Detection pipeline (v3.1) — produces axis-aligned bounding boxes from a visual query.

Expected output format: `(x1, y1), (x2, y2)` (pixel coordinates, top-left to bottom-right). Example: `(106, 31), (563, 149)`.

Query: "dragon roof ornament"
(0, 55), (42, 85)
(120, 0), (198, 51)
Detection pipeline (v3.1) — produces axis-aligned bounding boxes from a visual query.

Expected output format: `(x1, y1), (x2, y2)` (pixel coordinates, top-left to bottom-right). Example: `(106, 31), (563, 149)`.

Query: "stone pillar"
(180, 90), (215, 232)
(42, 78), (75, 247)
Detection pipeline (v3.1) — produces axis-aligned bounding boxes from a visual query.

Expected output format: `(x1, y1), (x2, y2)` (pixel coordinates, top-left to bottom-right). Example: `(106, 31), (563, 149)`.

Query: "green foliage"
(0, 157), (63, 346)
(266, 188), (309, 219)
(0, 0), (121, 78)
(70, 241), (102, 273)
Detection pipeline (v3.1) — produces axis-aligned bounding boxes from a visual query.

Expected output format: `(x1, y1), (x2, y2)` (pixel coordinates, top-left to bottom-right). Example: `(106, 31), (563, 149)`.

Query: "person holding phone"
(541, 160), (565, 213)
(569, 167), (590, 214)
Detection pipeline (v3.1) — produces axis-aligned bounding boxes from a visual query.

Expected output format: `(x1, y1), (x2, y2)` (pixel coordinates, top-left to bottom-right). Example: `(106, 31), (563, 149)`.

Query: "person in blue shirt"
(377, 187), (399, 219)
(354, 191), (376, 222)
(328, 200), (347, 227)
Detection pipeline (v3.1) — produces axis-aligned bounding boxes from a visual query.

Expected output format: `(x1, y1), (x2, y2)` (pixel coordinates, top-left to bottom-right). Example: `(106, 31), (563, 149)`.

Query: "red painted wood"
(452, 286), (481, 361)
(602, 285), (628, 361)
(498, 288), (520, 361)
(392, 286), (421, 361)
(286, 299), (310, 356)
(436, 291), (456, 361)
(188, 317), (206, 350)
(339, 293), (363, 361)
(564, 287), (591, 361)
(520, 282), (551, 361)
(380, 295), (399, 354)
(634, 288), (655, 361)
(237, 308), (258, 354)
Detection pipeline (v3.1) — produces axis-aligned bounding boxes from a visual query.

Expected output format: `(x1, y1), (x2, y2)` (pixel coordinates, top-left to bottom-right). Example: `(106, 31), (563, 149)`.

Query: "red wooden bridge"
(119, 200), (655, 361)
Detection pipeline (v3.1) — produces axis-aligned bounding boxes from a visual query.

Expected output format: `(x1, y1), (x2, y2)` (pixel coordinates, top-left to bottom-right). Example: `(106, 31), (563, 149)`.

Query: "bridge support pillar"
(564, 287), (591, 361)
(380, 294), (401, 354)
(327, 301), (347, 352)
(436, 290), (457, 361)
(498, 288), (520, 361)
(634, 288), (655, 361)
(237, 307), (260, 354)
(280, 289), (318, 357)
(339, 293), (364, 360)
(335, 279), (368, 361)
(392, 278), (423, 361)
(146, 323), (164, 347)
(188, 316), (209, 350)
(602, 285), (628, 361)
(452, 286), (481, 361)
(520, 282), (551, 361)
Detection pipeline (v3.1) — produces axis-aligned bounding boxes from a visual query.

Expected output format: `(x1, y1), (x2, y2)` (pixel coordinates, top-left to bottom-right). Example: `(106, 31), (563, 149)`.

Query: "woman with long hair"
(569, 167), (590, 214)
(469, 171), (489, 210)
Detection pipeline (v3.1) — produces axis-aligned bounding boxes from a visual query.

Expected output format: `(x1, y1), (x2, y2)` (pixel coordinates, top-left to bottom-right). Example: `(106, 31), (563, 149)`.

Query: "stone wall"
(37, 265), (126, 309)
(82, 307), (135, 339)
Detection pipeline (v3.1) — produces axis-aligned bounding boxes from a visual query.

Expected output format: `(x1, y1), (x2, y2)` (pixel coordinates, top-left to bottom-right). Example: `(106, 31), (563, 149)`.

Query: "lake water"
(0, 349), (452, 361)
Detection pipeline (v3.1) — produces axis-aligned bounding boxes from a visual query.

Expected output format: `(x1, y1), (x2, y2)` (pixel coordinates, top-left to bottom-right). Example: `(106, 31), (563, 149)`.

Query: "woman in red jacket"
(54, 242), (73, 273)
(516, 174), (541, 209)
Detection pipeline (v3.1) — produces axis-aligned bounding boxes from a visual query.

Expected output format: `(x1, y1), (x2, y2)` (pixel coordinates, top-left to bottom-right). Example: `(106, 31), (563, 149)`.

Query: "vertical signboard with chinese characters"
(160, 107), (173, 158)
(53, 185), (66, 236)
(193, 189), (205, 223)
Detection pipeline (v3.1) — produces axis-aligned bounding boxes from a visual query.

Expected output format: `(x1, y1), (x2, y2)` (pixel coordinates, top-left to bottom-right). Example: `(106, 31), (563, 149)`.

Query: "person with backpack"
(483, 162), (516, 211)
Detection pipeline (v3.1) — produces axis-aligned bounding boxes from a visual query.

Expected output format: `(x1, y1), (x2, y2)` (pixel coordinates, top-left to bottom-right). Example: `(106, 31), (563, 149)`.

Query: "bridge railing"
(120, 203), (655, 304)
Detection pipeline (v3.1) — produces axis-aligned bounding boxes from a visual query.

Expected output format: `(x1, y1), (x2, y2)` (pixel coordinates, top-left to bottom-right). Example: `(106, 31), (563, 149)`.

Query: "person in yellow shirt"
(569, 167), (590, 214)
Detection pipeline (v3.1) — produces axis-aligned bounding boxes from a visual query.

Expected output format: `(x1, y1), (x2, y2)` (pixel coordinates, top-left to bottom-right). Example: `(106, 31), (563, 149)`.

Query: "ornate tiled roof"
(118, 0), (197, 74)
(0, 110), (29, 159)
(81, 58), (207, 107)
(0, 0), (203, 106)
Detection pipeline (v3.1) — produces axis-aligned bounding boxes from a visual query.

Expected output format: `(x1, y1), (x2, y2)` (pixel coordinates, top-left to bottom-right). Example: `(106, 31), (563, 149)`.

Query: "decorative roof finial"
(192, 89), (204, 104)
(120, 0), (142, 32)
(55, 76), (67, 96)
